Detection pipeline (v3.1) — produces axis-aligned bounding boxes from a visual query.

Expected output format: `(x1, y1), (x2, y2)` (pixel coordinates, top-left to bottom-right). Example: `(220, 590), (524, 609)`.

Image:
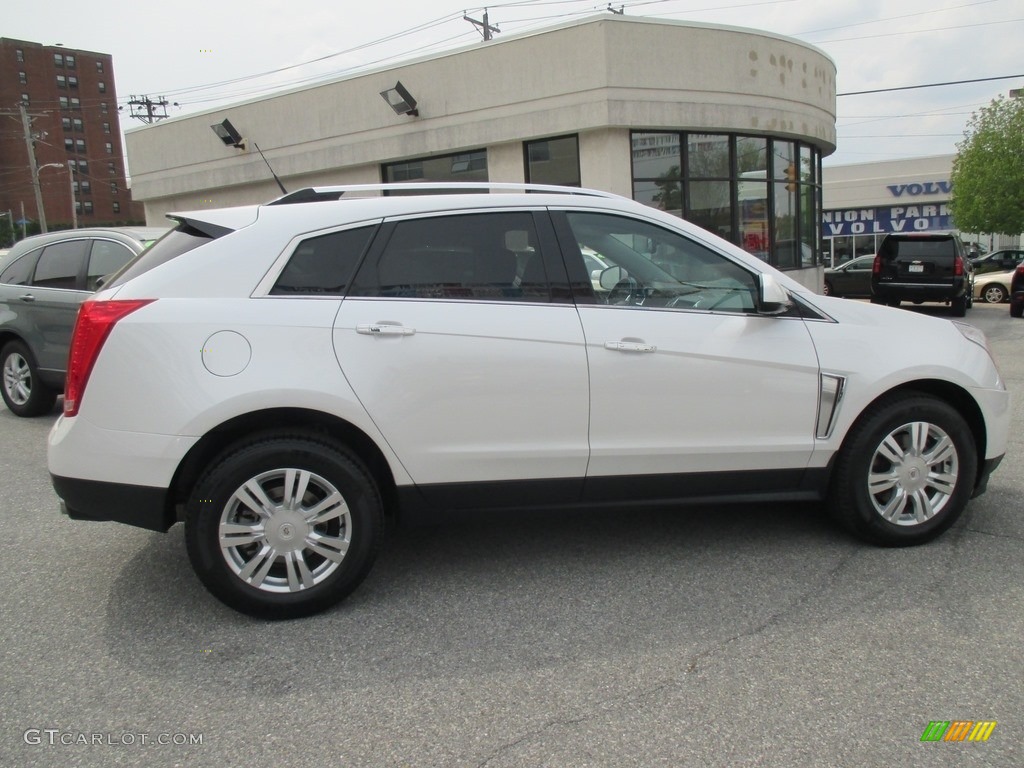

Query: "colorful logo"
(921, 721), (996, 742)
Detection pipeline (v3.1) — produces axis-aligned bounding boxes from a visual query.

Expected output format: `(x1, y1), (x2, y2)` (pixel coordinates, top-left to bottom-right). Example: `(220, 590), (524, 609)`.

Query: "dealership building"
(126, 14), (836, 289)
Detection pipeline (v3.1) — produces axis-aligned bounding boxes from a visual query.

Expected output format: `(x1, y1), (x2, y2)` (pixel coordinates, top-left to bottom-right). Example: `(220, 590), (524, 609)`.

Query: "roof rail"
(266, 182), (623, 206)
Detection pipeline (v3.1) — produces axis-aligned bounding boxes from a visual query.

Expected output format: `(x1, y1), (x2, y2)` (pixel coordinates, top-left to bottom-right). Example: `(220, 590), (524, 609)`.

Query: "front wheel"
(828, 394), (977, 546)
(1, 341), (57, 417)
(186, 434), (383, 618)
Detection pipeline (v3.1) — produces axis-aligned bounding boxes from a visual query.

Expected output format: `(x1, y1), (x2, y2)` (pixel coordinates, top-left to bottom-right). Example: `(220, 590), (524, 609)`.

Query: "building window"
(73, 117), (83, 131)
(524, 135), (581, 187)
(110, 182), (119, 194)
(382, 149), (488, 186)
(630, 130), (822, 270)
(53, 53), (64, 66)
(57, 75), (67, 88)
(75, 139), (85, 153)
(72, 181), (79, 193)
(70, 97), (80, 109)
(107, 161), (116, 175)
(96, 60), (103, 73)
(98, 81), (106, 93)
(102, 122), (110, 134)
(80, 180), (91, 194)
(21, 93), (30, 105)
(104, 142), (113, 154)
(18, 71), (27, 85)
(68, 76), (78, 89)
(112, 202), (120, 214)
(59, 96), (69, 108)
(16, 49), (24, 62)
(100, 102), (108, 114)
(83, 202), (93, 215)
(77, 160), (88, 173)
(65, 138), (74, 152)
(62, 117), (72, 130)
(66, 55), (76, 68)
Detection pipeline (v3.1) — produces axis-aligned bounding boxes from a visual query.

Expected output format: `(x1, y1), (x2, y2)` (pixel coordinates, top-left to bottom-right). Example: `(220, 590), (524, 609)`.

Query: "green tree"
(950, 95), (1024, 234)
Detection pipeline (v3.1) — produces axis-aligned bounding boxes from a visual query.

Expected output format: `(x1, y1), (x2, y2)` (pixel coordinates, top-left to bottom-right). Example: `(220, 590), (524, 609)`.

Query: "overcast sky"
(7, 0), (1023, 171)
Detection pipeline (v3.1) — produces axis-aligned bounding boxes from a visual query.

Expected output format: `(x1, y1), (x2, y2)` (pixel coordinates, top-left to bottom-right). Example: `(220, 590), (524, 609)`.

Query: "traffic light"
(784, 163), (798, 192)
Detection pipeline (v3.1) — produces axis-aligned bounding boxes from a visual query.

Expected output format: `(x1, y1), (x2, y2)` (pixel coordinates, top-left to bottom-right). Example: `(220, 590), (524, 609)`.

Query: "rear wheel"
(1, 340), (57, 417)
(980, 284), (1007, 304)
(186, 434), (383, 618)
(950, 295), (967, 317)
(828, 394), (976, 546)
(1012, 301), (1024, 318)
(822, 281), (833, 296)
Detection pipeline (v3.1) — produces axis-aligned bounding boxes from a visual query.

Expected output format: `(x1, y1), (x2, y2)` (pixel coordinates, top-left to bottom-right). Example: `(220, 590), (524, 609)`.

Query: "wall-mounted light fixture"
(211, 119), (245, 149)
(379, 81), (419, 116)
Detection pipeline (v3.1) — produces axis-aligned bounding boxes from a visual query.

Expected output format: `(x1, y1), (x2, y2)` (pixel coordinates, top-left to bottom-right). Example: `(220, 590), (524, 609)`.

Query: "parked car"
(48, 184), (1008, 619)
(1011, 263), (1024, 318)
(970, 248), (1024, 275)
(823, 255), (874, 298)
(973, 269), (1015, 304)
(0, 227), (167, 416)
(870, 233), (974, 316)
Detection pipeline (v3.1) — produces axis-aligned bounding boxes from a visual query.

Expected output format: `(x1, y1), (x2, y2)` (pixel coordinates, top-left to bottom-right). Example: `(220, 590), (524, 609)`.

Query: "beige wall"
(129, 14), (835, 225)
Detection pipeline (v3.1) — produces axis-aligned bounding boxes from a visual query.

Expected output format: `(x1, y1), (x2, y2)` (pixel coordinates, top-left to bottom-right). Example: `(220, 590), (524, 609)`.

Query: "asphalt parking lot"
(1, 301), (1021, 768)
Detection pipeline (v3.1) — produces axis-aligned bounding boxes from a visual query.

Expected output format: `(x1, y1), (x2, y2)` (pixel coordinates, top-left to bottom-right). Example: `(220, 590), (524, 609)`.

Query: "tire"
(950, 295), (967, 317)
(980, 284), (1007, 304)
(828, 393), (977, 547)
(822, 281), (832, 296)
(1, 340), (58, 417)
(1012, 301), (1024, 318)
(887, 299), (901, 308)
(869, 297), (885, 305)
(185, 434), (384, 619)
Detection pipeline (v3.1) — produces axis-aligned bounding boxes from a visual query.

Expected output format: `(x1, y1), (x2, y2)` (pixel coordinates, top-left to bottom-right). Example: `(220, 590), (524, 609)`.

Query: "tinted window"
(351, 213), (550, 302)
(32, 241), (89, 290)
(270, 226), (375, 295)
(0, 253), (37, 286)
(87, 240), (135, 291)
(105, 225), (217, 289)
(563, 212), (757, 313)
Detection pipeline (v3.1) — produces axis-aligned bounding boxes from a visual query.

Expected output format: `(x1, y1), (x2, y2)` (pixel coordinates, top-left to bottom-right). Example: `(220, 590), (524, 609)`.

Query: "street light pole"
(34, 163), (64, 234)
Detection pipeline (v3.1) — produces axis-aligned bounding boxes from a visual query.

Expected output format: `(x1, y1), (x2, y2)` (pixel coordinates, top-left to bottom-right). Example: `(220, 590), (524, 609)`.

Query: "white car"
(48, 184), (1010, 618)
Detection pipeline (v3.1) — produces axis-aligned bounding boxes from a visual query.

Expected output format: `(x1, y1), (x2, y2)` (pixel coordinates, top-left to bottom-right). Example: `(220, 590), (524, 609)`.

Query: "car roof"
(3, 227), (169, 259)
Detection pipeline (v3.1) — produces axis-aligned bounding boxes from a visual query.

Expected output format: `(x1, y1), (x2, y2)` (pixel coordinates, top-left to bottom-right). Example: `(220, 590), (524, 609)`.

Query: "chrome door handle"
(604, 340), (656, 352)
(356, 323), (416, 336)
(19, 294), (35, 302)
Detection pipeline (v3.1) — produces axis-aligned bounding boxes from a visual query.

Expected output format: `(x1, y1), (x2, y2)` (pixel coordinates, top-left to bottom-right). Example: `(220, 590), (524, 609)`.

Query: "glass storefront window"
(630, 131), (822, 271)
(688, 180), (732, 241)
(631, 132), (680, 181)
(383, 150), (487, 190)
(525, 135), (580, 186)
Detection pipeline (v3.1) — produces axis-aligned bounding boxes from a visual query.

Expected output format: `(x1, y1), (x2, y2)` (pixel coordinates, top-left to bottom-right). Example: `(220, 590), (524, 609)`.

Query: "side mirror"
(757, 273), (792, 315)
(598, 265), (628, 291)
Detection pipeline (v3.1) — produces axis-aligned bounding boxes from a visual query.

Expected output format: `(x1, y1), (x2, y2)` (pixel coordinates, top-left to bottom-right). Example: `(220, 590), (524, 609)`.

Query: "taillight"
(872, 255), (881, 274)
(954, 255), (964, 276)
(64, 299), (154, 417)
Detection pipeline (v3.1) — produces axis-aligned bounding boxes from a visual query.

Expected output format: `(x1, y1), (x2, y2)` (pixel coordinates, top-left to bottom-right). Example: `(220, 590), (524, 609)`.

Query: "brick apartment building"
(0, 38), (142, 235)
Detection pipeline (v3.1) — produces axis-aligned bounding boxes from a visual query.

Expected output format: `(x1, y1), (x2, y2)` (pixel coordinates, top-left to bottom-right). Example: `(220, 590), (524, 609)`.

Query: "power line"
(838, 74), (1024, 97)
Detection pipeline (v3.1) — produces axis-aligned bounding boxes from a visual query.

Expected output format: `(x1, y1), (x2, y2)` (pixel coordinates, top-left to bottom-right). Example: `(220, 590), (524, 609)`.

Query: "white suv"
(48, 184), (1009, 618)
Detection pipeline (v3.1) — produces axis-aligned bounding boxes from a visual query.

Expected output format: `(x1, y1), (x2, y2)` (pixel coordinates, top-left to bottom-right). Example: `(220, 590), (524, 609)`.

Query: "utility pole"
(20, 104), (48, 234)
(464, 8), (499, 41)
(125, 95), (170, 123)
(67, 161), (78, 229)
(20, 201), (27, 240)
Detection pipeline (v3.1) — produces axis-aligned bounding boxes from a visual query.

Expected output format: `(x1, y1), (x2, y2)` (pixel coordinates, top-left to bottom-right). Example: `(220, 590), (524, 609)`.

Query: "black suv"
(1010, 262), (1024, 318)
(870, 233), (973, 316)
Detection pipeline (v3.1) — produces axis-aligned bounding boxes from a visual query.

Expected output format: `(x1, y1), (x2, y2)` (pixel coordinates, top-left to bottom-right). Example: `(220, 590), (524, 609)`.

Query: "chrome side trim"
(816, 373), (847, 439)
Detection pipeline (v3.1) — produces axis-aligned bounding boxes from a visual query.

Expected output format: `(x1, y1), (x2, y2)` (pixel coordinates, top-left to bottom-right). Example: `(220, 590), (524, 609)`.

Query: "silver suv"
(0, 227), (166, 416)
(47, 185), (1008, 619)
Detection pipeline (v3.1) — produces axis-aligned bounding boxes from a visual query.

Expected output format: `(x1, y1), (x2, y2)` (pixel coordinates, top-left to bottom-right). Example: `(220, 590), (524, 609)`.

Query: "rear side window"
(350, 212), (550, 302)
(0, 252), (38, 286)
(33, 240), (89, 290)
(86, 240), (135, 290)
(270, 226), (375, 296)
(881, 238), (956, 259)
